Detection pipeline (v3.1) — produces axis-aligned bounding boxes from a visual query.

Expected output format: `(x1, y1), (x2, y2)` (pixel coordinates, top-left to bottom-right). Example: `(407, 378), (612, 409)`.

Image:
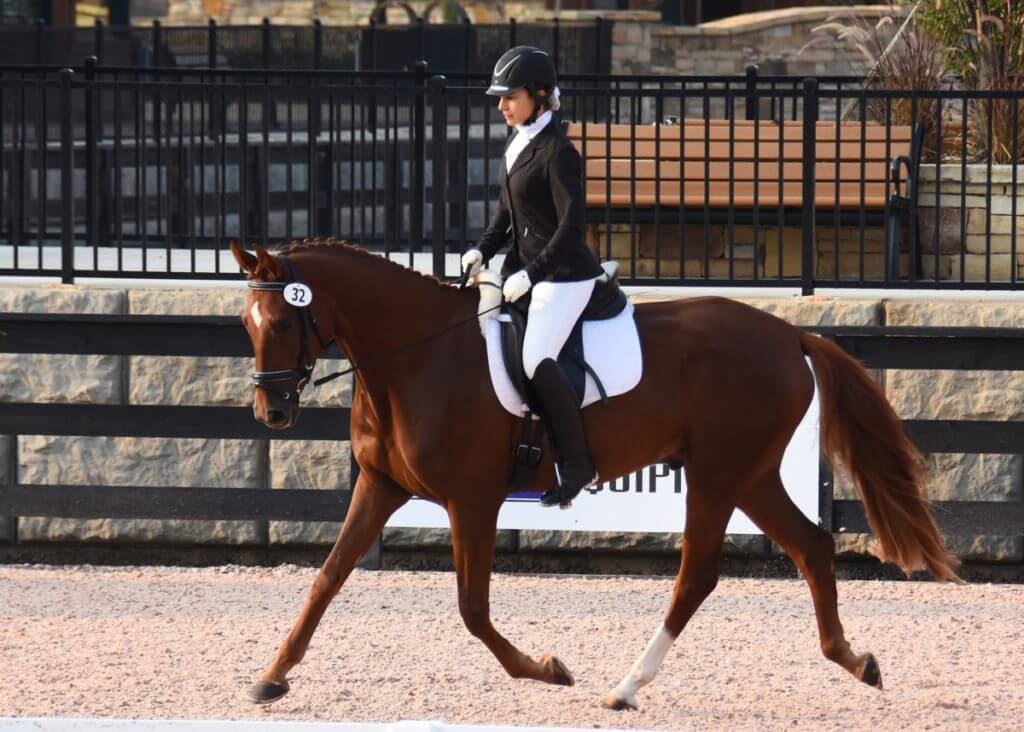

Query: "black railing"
(0, 65), (1020, 291)
(0, 18), (612, 75)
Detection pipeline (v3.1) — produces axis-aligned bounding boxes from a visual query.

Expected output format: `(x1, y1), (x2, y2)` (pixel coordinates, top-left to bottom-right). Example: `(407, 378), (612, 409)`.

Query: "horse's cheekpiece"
(248, 258), (330, 401)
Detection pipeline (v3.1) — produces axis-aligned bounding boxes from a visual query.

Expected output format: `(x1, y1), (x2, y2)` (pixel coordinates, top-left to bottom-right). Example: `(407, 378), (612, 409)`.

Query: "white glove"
(461, 248), (483, 278)
(503, 270), (532, 303)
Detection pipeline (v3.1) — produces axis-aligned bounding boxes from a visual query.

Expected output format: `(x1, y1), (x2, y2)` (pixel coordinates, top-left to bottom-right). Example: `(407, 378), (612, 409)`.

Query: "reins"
(314, 289), (504, 387)
(252, 261), (646, 392)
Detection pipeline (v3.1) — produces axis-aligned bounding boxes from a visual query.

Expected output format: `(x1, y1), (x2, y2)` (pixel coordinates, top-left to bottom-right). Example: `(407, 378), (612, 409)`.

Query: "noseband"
(248, 256), (331, 401)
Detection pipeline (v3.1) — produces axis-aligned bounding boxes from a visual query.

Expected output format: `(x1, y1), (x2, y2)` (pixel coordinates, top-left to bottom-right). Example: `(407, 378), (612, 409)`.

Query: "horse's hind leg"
(603, 481), (733, 711)
(448, 501), (575, 686)
(248, 468), (409, 704)
(739, 469), (883, 689)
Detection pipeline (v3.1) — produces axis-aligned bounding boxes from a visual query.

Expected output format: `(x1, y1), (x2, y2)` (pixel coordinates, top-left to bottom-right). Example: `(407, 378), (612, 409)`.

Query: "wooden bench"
(569, 119), (914, 210)
(567, 120), (923, 280)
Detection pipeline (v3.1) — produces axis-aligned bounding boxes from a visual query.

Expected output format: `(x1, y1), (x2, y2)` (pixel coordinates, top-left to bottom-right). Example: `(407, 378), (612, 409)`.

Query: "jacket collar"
(505, 114), (560, 180)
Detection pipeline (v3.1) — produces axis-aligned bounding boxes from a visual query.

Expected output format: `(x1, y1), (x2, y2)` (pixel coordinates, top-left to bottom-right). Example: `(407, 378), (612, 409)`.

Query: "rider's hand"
(461, 248), (484, 278)
(502, 270), (532, 303)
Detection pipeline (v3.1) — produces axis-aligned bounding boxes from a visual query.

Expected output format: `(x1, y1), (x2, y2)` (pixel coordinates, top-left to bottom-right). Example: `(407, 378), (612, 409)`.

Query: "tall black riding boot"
(529, 358), (598, 508)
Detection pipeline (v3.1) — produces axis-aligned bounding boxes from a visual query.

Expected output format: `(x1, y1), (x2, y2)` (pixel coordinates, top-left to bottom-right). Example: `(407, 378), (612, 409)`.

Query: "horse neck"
(299, 249), (469, 382)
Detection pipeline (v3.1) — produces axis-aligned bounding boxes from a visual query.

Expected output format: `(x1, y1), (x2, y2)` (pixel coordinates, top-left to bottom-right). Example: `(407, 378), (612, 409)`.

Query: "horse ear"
(230, 241), (258, 274)
(254, 245), (285, 280)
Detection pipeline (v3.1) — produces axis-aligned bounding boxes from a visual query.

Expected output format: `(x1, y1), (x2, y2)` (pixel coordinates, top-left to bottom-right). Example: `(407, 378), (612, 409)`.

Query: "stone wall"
(150, 2), (887, 81)
(916, 164), (1024, 283)
(1, 282), (1021, 565)
(159, 1), (535, 26)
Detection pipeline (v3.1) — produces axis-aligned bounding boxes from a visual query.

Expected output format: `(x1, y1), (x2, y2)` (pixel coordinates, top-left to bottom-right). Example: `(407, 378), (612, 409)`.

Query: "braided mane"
(268, 237), (458, 293)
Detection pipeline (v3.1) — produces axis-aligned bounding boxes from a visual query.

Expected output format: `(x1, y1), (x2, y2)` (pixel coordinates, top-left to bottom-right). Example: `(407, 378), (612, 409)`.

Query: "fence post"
(207, 18), (217, 68)
(152, 20), (161, 68)
(94, 19), (104, 65)
(261, 17), (271, 69)
(463, 16), (472, 71)
(745, 64), (758, 121)
(313, 18), (323, 69)
(35, 18), (44, 65)
(59, 69), (74, 285)
(801, 77), (819, 296)
(367, 16), (377, 69)
(84, 57), (98, 253)
(411, 61), (428, 254)
(429, 75), (448, 277)
(552, 16), (560, 73)
(509, 17), (517, 48)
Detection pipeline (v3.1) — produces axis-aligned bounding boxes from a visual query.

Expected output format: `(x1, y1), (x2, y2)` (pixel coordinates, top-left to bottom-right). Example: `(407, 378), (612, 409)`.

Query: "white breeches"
(522, 277), (599, 379)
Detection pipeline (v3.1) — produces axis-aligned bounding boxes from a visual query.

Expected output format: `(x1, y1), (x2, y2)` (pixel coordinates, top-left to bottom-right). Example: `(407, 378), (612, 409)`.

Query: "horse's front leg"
(448, 501), (574, 686)
(248, 468), (409, 704)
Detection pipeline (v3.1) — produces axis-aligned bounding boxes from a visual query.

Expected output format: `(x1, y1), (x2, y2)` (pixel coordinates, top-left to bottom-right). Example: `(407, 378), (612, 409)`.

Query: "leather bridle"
(247, 256), (332, 402)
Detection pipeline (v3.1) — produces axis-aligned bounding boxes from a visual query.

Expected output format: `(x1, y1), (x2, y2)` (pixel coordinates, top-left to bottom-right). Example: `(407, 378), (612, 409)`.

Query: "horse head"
(232, 241), (335, 430)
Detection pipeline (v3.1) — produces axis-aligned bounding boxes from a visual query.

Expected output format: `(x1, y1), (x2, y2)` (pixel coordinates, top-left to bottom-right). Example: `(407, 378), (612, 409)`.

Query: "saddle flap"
(499, 302), (588, 416)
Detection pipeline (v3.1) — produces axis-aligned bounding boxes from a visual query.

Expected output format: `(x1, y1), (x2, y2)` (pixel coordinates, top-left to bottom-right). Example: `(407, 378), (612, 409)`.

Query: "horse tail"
(799, 332), (960, 582)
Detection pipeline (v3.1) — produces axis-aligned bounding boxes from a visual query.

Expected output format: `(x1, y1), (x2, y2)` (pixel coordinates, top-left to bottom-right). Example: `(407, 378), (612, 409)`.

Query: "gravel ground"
(1, 565), (1021, 731)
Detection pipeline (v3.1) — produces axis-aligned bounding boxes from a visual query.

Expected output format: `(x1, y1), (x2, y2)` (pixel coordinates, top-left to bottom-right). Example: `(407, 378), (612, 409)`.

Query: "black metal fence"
(0, 313), (1021, 557)
(0, 18), (612, 74)
(0, 63), (1021, 291)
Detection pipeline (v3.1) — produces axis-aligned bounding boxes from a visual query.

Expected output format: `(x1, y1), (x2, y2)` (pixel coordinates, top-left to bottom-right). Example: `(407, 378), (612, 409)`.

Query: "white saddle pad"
(484, 301), (643, 418)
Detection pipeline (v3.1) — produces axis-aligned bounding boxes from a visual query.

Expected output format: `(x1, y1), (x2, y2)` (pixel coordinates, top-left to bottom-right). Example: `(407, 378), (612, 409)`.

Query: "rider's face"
(498, 89), (541, 127)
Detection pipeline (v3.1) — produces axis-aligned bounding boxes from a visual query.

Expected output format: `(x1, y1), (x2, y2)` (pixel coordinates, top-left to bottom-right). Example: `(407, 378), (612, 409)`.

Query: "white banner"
(388, 380), (820, 535)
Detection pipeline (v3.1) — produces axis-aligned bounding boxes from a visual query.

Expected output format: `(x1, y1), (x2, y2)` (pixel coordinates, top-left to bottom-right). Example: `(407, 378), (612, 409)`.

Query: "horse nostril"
(267, 409), (286, 423)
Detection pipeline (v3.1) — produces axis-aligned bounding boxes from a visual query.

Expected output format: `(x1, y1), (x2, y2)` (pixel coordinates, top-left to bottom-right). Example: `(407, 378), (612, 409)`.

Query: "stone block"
(518, 530), (764, 557)
(816, 252), (897, 280)
(0, 286), (126, 405)
(949, 253), (1019, 282)
(268, 439), (352, 545)
(964, 234), (1019, 255)
(382, 526), (517, 552)
(707, 256), (759, 279)
(636, 223), (724, 261)
(916, 206), (965, 254)
(816, 227), (886, 254)
(763, 227), (804, 278)
(836, 532), (1022, 564)
(740, 297), (882, 327)
(920, 163), (1024, 185)
(17, 436), (265, 544)
(967, 210), (1023, 235)
(887, 367), (1024, 421)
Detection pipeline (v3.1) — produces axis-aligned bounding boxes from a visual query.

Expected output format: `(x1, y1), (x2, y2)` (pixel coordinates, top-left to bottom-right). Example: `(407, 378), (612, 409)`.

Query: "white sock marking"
(608, 624), (675, 706)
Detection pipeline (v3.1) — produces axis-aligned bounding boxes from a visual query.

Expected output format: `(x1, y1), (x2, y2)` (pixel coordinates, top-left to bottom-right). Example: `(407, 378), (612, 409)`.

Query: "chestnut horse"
(232, 239), (957, 711)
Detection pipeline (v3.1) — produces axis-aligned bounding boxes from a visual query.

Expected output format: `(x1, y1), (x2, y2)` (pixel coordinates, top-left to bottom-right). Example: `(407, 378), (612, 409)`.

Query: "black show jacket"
(477, 118), (604, 283)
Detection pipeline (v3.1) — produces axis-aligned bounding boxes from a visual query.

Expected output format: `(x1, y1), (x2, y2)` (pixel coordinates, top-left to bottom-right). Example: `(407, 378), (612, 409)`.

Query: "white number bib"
(283, 282), (312, 307)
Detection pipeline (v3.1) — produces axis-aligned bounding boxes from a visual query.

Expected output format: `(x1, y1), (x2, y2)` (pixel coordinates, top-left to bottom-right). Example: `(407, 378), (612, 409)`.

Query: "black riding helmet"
(485, 46), (557, 97)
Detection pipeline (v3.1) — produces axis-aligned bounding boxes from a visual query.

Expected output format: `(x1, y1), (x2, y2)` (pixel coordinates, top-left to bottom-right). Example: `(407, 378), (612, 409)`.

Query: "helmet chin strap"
(523, 90), (549, 126)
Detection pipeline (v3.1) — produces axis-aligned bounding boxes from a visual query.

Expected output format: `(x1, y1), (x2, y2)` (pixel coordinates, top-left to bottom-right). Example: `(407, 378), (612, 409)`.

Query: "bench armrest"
(890, 155), (911, 199)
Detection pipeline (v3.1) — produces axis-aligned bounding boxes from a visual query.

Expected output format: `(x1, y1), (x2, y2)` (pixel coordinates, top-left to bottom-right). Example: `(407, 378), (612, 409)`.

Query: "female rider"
(461, 46), (604, 509)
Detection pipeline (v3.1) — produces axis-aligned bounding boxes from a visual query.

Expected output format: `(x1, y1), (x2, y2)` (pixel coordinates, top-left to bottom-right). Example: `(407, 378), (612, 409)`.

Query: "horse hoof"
(602, 694), (638, 711)
(248, 679), (290, 704)
(541, 655), (575, 686)
(858, 654), (883, 690)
